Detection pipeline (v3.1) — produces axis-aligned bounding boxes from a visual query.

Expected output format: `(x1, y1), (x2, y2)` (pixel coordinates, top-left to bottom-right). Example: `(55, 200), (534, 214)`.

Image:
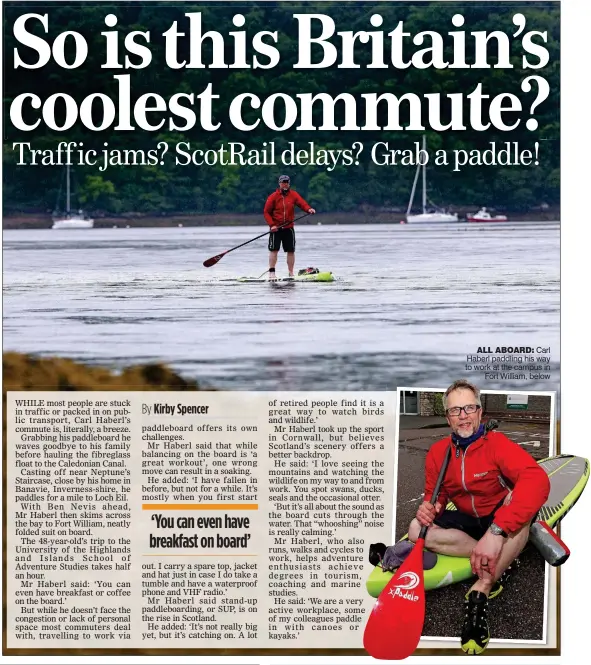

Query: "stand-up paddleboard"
(225, 271), (334, 283)
(366, 454), (589, 598)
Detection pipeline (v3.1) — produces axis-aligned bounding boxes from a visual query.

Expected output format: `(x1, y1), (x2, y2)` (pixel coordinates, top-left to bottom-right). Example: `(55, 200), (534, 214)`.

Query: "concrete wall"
(482, 393), (552, 417)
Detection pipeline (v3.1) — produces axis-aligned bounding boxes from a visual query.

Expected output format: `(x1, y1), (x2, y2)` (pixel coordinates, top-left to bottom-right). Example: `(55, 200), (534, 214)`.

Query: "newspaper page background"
(3, 1), (590, 664)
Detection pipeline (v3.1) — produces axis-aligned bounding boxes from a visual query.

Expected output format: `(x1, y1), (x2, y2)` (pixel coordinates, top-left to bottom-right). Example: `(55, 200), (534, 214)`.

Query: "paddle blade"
(203, 252), (226, 267)
(363, 540), (426, 660)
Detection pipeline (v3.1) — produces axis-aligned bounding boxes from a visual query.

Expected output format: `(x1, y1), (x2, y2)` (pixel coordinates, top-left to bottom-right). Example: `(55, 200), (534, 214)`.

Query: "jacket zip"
(460, 447), (479, 517)
(282, 195), (286, 224)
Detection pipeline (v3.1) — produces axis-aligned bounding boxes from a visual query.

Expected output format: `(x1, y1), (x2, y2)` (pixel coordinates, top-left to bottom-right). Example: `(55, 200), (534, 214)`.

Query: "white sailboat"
(52, 164), (94, 229)
(405, 136), (458, 224)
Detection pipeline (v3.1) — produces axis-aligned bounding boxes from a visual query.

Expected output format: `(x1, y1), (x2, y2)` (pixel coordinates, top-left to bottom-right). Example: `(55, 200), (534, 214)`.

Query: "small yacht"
(405, 136), (458, 224)
(52, 164), (94, 229)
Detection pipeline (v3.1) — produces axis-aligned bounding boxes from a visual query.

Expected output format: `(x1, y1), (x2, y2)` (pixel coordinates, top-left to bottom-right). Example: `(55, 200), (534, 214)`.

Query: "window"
(400, 391), (419, 415)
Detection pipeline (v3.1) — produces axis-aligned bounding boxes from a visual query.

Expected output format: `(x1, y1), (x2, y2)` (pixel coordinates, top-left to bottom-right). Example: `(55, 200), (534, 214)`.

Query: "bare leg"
(470, 524), (529, 595)
(287, 252), (295, 276)
(408, 519), (477, 557)
(269, 251), (278, 278)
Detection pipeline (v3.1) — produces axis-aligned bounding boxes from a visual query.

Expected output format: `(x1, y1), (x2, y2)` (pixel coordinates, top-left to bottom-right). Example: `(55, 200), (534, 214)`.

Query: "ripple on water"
(3, 224), (559, 392)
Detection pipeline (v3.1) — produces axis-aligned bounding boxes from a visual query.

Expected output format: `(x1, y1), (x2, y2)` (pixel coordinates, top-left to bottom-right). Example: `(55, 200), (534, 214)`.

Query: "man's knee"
(510, 523), (530, 550)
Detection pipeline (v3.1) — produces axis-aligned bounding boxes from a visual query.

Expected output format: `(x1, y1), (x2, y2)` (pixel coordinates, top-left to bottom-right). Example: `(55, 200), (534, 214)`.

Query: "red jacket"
(424, 430), (550, 534)
(264, 189), (311, 229)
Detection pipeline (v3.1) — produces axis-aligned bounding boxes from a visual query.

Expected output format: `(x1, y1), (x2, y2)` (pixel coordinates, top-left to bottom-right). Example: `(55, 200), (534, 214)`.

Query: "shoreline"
(2, 210), (560, 230)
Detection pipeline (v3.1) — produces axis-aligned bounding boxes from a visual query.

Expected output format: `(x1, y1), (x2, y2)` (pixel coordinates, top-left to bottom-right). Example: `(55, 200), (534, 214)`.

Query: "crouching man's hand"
(471, 531), (504, 579)
(415, 501), (442, 528)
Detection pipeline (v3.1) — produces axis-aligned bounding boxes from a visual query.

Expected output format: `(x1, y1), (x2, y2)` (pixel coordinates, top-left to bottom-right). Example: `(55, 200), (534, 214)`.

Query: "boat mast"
(421, 135), (427, 214)
(407, 138), (421, 216)
(66, 164), (71, 214)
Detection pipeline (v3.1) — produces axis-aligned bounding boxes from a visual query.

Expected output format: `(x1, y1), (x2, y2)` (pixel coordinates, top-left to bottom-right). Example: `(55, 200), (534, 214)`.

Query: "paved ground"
(393, 419), (551, 641)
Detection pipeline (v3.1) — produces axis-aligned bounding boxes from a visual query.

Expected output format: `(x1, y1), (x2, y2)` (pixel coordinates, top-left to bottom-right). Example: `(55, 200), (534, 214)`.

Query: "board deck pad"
(537, 455), (589, 523)
(234, 271), (334, 283)
(366, 454), (589, 598)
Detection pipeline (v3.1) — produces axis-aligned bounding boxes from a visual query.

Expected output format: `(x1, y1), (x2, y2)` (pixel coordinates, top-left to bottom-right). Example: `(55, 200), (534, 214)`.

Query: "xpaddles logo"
(388, 572), (420, 602)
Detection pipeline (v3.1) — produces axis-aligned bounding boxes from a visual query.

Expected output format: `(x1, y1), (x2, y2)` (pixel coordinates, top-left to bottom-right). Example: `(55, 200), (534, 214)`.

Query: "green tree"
(79, 175), (116, 209)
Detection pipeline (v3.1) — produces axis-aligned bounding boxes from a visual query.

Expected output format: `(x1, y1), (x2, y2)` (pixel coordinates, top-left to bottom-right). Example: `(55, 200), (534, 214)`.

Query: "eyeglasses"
(446, 404), (481, 417)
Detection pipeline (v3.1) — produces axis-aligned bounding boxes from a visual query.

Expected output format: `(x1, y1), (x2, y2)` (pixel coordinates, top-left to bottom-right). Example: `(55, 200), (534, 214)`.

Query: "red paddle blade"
(203, 252), (226, 267)
(363, 541), (426, 660)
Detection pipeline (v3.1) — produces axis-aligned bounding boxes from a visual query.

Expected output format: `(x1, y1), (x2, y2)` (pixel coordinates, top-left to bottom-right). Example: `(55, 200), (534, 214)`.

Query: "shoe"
(368, 542), (387, 567)
(489, 557), (520, 600)
(488, 580), (503, 600)
(461, 591), (490, 655)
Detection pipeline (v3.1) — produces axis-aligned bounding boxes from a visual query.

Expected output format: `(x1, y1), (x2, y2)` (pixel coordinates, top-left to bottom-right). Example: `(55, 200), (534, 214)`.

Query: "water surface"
(3, 223), (560, 392)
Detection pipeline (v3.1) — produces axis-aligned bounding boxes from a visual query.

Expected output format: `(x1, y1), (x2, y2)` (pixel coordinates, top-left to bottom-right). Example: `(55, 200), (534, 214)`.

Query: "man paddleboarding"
(264, 175), (315, 279)
(407, 380), (550, 655)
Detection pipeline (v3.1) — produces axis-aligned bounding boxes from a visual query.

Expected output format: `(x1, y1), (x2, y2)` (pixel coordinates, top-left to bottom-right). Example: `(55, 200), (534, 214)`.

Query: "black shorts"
(433, 501), (504, 541)
(268, 227), (296, 252)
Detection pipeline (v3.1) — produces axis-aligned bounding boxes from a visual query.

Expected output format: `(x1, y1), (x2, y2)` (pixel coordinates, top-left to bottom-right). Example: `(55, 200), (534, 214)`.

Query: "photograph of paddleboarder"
(407, 380), (549, 654)
(2, 0), (588, 660)
(365, 381), (588, 656)
(264, 175), (316, 280)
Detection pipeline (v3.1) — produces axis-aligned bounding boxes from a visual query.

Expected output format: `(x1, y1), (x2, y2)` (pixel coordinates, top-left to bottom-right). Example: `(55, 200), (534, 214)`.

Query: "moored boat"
(52, 164), (94, 229)
(52, 214), (94, 230)
(466, 207), (508, 222)
(406, 211), (459, 223)
(405, 136), (458, 224)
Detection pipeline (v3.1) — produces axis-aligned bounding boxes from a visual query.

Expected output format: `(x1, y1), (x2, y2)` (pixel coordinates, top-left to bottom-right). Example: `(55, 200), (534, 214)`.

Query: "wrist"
(489, 523), (508, 538)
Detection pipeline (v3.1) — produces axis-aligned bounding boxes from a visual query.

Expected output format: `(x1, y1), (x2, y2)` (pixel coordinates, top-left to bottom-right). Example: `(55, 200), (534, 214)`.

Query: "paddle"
(203, 213), (311, 267)
(363, 445), (452, 660)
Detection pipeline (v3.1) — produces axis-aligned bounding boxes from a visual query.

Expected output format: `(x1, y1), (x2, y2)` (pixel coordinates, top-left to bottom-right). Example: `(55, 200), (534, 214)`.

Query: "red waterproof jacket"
(264, 189), (311, 229)
(424, 430), (550, 534)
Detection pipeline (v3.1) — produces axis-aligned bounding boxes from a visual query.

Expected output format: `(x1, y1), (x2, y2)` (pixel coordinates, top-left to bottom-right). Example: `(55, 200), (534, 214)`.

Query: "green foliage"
(434, 393), (446, 417)
(78, 175), (115, 207)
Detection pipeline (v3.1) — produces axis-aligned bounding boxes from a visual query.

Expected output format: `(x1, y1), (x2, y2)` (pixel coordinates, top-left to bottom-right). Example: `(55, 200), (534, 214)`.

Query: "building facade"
(400, 390), (552, 423)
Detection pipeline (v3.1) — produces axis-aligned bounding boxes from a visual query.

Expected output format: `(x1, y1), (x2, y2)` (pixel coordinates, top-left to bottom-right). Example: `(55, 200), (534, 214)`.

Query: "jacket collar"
(451, 424), (487, 450)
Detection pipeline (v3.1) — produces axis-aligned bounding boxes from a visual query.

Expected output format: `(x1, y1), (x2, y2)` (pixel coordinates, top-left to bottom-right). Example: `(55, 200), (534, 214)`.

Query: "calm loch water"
(3, 222), (559, 393)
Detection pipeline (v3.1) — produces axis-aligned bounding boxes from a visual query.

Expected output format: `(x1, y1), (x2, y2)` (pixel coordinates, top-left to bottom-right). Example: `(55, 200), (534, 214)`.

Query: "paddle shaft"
(418, 445), (452, 540)
(225, 216), (302, 253)
(204, 212), (311, 266)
